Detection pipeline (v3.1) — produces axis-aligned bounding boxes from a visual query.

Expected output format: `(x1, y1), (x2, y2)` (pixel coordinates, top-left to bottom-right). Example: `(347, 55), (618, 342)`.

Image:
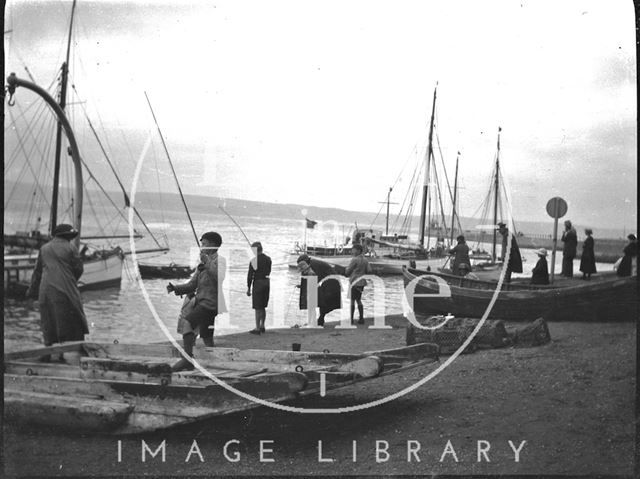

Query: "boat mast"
(418, 84), (437, 248)
(492, 126), (501, 261)
(450, 152), (459, 244)
(7, 73), (83, 247)
(49, 0), (77, 235)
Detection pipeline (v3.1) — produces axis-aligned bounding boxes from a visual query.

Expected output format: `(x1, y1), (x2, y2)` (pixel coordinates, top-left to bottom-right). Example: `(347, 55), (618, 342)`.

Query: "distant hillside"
(4, 181), (629, 239)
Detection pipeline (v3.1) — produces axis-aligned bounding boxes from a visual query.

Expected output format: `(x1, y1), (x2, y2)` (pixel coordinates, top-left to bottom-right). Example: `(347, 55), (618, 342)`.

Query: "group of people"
(296, 243), (371, 327)
(447, 220), (638, 285)
(24, 219), (638, 368)
(448, 222), (523, 282)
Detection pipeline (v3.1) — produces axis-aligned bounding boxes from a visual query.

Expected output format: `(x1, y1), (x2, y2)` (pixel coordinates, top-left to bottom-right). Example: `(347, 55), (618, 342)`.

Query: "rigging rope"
(144, 91), (199, 246)
(71, 85), (164, 250)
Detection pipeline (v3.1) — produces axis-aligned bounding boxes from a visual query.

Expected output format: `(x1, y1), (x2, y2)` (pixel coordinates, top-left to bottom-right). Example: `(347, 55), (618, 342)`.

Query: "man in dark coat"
(297, 254), (341, 326)
(498, 223), (523, 283)
(531, 248), (550, 285)
(561, 220), (578, 277)
(579, 228), (597, 280)
(26, 224), (89, 360)
(247, 241), (272, 334)
(449, 235), (471, 276)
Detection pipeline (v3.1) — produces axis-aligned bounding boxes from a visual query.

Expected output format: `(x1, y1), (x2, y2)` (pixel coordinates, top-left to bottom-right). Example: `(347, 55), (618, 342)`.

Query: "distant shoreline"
(461, 231), (625, 263)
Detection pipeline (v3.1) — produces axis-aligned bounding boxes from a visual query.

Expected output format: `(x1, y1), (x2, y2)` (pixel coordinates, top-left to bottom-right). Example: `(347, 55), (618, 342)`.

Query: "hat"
(497, 222), (506, 228)
(200, 231), (222, 247)
(52, 223), (78, 238)
(536, 248), (548, 257)
(628, 234), (637, 241)
(297, 254), (311, 265)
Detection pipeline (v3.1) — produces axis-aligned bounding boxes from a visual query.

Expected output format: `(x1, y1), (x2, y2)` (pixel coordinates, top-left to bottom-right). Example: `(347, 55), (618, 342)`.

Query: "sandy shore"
(2, 316), (636, 477)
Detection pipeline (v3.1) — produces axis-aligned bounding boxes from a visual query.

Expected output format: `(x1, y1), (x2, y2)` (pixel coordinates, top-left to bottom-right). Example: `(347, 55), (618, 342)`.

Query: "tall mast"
(418, 84), (437, 247)
(491, 126), (501, 261)
(450, 152), (459, 244)
(385, 187), (392, 235)
(49, 0), (77, 235)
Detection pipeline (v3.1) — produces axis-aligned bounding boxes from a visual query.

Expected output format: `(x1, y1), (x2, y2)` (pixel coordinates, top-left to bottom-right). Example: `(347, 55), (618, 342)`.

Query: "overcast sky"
(4, 0), (637, 231)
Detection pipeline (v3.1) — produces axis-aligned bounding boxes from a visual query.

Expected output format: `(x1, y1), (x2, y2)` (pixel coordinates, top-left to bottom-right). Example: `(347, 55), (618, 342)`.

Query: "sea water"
(3, 207), (616, 350)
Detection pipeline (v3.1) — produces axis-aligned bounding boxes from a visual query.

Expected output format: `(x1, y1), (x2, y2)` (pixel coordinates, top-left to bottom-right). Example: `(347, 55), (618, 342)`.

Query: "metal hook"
(7, 88), (15, 107)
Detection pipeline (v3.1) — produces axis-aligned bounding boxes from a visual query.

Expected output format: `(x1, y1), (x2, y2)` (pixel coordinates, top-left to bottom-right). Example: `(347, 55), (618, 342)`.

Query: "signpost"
(546, 197), (568, 284)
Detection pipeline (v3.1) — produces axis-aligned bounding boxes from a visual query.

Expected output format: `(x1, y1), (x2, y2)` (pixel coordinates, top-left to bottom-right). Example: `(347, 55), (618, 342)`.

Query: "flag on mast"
(305, 218), (317, 229)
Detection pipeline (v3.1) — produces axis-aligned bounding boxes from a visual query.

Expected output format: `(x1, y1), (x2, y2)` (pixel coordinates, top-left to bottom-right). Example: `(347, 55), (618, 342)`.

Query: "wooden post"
(550, 215), (559, 284)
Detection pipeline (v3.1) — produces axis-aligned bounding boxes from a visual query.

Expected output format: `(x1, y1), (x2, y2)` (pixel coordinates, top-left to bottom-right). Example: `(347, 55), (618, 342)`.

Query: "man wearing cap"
(26, 224), (89, 356)
(167, 231), (226, 371)
(531, 248), (550, 285)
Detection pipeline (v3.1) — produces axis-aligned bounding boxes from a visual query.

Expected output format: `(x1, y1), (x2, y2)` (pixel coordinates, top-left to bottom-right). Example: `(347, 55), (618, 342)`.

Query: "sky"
(3, 0), (637, 232)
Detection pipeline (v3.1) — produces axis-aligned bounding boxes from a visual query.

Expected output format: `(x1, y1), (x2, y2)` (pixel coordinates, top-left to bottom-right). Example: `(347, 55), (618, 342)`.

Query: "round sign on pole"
(546, 197), (568, 219)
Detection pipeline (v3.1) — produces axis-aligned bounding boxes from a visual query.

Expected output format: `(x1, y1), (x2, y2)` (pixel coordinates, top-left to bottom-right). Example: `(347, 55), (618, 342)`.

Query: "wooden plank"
(81, 356), (173, 375)
(364, 343), (440, 361)
(4, 390), (133, 431)
(4, 341), (86, 361)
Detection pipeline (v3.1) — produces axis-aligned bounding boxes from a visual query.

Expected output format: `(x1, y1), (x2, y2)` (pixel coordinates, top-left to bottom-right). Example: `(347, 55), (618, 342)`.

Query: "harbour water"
(3, 206), (617, 351)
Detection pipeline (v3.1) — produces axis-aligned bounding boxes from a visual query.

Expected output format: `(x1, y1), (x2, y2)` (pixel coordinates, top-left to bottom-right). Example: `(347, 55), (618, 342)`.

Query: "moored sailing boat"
(294, 85), (455, 275)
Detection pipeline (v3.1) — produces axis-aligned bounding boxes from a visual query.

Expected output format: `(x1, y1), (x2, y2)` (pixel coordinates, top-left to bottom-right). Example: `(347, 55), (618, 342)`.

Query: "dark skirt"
(579, 253), (597, 274)
(299, 277), (341, 314)
(252, 279), (270, 309)
(39, 290), (87, 345)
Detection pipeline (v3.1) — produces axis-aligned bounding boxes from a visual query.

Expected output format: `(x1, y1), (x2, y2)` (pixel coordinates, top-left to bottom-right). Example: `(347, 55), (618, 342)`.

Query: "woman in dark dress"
(617, 234), (637, 277)
(531, 248), (550, 285)
(297, 254), (341, 326)
(579, 229), (597, 280)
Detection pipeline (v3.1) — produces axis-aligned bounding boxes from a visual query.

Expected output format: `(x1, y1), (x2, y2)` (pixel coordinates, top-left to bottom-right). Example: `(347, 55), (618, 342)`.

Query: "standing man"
(345, 243), (372, 325)
(449, 235), (471, 276)
(247, 241), (272, 334)
(168, 231), (226, 371)
(26, 224), (89, 361)
(560, 220), (578, 277)
(497, 223), (523, 283)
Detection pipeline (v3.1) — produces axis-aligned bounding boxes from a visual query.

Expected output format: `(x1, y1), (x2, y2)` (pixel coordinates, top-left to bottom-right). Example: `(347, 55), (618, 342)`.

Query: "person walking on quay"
(449, 234), (471, 276)
(167, 231), (226, 371)
(345, 243), (372, 325)
(26, 224), (89, 362)
(560, 220), (578, 277)
(497, 223), (523, 283)
(616, 234), (638, 277)
(579, 229), (597, 280)
(531, 248), (550, 285)
(247, 241), (271, 334)
(296, 254), (341, 326)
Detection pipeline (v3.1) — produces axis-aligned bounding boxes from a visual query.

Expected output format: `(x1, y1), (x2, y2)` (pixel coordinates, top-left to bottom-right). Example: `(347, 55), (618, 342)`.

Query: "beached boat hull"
(138, 263), (194, 279)
(4, 341), (439, 434)
(403, 267), (638, 321)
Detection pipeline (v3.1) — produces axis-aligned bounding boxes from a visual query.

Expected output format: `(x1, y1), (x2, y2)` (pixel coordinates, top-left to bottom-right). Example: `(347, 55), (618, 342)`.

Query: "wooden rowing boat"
(403, 266), (638, 321)
(4, 341), (439, 434)
(138, 262), (194, 279)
